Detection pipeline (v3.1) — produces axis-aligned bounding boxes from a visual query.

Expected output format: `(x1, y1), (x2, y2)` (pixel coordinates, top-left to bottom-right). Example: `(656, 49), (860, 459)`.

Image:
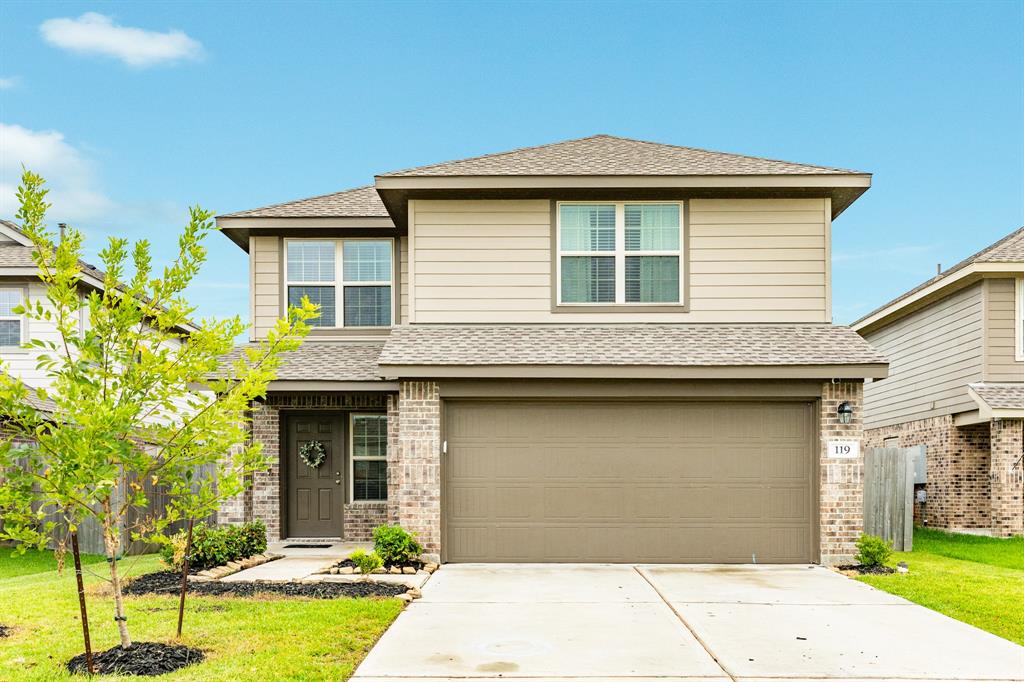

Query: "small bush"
(855, 533), (893, 567)
(350, 549), (383, 576)
(159, 520), (267, 571)
(372, 524), (423, 566)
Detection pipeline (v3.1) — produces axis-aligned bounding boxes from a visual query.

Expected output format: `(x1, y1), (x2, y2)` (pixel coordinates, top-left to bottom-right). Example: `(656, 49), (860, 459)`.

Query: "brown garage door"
(444, 400), (816, 563)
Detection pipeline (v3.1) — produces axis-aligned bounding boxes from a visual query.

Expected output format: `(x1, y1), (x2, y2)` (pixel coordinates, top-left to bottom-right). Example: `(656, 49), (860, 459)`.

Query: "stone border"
(189, 553), (282, 582)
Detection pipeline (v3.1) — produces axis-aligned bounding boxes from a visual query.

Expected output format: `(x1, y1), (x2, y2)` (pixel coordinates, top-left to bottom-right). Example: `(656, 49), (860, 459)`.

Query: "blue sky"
(1, 0), (1022, 324)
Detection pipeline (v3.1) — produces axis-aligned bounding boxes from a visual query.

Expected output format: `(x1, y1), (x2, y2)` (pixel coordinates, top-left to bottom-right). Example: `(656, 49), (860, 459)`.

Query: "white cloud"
(40, 12), (203, 68)
(0, 77), (18, 90)
(0, 122), (115, 221)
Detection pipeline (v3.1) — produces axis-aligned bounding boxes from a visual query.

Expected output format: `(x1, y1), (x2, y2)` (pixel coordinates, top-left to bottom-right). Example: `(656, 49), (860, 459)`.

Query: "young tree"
(0, 170), (316, 650)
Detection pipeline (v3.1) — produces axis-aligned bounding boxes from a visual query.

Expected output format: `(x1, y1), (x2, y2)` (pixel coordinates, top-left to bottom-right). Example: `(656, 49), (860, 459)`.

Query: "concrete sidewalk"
(352, 564), (1024, 682)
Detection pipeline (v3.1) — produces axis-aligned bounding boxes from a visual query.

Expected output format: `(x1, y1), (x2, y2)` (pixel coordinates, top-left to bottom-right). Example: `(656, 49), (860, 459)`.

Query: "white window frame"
(1016, 278), (1024, 361)
(349, 413), (388, 503)
(283, 237), (396, 329)
(555, 201), (684, 306)
(0, 286), (27, 348)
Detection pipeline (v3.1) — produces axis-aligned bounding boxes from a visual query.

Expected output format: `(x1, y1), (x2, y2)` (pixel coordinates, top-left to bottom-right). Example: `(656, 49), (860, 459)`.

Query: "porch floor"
(221, 540), (369, 582)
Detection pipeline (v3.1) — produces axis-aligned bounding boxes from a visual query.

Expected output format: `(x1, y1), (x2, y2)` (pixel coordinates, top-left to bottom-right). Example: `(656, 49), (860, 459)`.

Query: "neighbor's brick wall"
(819, 380), (865, 564)
(394, 381), (442, 557)
(864, 415), (991, 531)
(990, 418), (1024, 537)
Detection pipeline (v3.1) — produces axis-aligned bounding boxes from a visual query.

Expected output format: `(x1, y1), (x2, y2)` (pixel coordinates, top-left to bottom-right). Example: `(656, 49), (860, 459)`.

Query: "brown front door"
(287, 414), (344, 538)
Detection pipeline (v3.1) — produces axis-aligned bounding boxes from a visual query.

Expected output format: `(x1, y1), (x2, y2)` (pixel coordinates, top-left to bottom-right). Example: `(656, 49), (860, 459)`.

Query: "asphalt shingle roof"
(969, 383), (1024, 411)
(853, 226), (1024, 327)
(379, 134), (864, 178)
(217, 341), (386, 382)
(219, 185), (389, 219)
(377, 324), (886, 368)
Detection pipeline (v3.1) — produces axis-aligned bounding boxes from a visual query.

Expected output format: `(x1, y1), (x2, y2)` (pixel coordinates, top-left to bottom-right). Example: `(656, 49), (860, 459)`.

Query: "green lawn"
(857, 528), (1024, 645)
(0, 552), (403, 681)
(0, 546), (106, 579)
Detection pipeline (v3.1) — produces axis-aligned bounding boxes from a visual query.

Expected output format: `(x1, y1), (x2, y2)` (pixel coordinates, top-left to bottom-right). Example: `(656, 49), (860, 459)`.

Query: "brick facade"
(864, 415), (992, 531)
(819, 380), (866, 564)
(393, 381), (442, 558)
(990, 418), (1024, 537)
(227, 381), (877, 563)
(221, 392), (394, 542)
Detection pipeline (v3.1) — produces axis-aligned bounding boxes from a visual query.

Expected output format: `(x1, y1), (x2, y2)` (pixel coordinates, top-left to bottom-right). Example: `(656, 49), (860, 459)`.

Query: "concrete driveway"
(352, 563), (1024, 682)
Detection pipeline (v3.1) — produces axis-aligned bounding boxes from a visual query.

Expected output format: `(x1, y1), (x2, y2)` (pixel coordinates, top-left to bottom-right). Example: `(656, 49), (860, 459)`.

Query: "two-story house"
(854, 227), (1024, 538)
(215, 134), (886, 565)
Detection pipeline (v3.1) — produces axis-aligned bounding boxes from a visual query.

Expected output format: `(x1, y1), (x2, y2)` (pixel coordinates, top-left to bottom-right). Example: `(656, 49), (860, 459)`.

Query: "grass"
(857, 528), (1024, 645)
(0, 547), (105, 579)
(0, 552), (403, 681)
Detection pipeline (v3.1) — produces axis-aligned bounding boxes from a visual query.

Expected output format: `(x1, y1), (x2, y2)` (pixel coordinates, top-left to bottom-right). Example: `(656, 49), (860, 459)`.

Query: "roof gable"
(378, 134), (865, 178)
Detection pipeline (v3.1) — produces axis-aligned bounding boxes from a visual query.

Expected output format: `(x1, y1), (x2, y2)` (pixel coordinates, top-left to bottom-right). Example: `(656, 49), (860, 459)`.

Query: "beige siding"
(399, 236), (409, 324)
(862, 282), (984, 429)
(983, 277), (1024, 381)
(250, 236), (281, 340)
(409, 198), (830, 324)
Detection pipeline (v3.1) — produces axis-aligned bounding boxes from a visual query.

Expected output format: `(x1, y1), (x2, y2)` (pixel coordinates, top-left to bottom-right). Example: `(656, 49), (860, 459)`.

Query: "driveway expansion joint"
(635, 566), (738, 682)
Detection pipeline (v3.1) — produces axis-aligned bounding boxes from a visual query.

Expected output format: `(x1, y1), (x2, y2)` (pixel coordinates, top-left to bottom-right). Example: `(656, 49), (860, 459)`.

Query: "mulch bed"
(67, 641), (204, 676)
(124, 570), (407, 599)
(0, 624), (10, 638)
(837, 563), (896, 575)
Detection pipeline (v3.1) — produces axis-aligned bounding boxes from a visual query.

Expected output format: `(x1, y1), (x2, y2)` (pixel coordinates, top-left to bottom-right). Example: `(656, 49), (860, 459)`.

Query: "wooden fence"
(863, 446), (920, 551)
(3, 459), (217, 557)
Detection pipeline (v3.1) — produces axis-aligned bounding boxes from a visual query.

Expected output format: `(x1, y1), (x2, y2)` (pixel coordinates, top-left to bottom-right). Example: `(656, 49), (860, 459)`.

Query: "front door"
(287, 414), (344, 538)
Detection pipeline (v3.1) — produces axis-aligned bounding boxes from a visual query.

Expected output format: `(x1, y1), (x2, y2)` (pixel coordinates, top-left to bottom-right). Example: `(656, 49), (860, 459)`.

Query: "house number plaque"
(826, 440), (860, 459)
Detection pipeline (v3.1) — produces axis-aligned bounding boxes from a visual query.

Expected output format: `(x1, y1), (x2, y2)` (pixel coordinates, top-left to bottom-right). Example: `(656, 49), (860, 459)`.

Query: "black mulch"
(124, 570), (407, 599)
(67, 641), (204, 676)
(837, 564), (896, 575)
(0, 624), (10, 638)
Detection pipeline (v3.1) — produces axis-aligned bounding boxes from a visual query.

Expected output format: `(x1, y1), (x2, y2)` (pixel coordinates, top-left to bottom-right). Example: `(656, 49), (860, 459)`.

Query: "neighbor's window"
(351, 414), (387, 501)
(286, 239), (393, 327)
(0, 288), (24, 346)
(558, 202), (682, 305)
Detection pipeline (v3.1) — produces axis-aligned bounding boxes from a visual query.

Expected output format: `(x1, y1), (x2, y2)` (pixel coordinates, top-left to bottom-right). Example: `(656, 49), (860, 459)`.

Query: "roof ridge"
(219, 184), (377, 218)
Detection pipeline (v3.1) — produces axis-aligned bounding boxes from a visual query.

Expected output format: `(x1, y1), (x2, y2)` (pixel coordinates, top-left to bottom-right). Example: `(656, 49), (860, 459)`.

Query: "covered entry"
(443, 400), (816, 563)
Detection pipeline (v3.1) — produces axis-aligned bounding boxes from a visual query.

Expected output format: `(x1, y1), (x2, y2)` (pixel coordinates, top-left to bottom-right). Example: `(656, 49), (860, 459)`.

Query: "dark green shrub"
(350, 549), (383, 576)
(855, 533), (893, 567)
(159, 520), (268, 571)
(372, 524), (423, 566)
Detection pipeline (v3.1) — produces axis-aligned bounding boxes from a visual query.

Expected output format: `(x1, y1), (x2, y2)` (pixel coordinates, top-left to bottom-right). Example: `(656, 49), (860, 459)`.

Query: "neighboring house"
(0, 218), (200, 554)
(215, 134), (886, 564)
(854, 227), (1024, 538)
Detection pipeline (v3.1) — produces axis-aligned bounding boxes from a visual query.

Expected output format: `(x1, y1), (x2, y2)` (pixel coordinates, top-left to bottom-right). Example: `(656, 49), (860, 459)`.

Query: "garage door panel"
(445, 400), (814, 563)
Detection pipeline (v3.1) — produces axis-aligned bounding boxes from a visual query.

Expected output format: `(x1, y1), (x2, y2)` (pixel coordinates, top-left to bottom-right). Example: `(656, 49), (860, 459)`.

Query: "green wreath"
(299, 441), (326, 468)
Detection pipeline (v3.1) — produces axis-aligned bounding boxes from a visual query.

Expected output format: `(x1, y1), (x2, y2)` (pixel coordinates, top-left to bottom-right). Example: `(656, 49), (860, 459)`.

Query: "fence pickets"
(863, 446), (917, 552)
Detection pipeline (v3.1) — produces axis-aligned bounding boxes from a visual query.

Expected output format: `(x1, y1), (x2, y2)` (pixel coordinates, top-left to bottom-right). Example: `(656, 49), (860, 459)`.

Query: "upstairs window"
(0, 288), (24, 346)
(557, 202), (682, 305)
(286, 239), (393, 327)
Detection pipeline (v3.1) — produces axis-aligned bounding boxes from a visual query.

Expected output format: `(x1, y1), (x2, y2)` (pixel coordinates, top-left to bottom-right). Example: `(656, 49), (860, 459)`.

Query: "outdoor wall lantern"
(837, 401), (853, 425)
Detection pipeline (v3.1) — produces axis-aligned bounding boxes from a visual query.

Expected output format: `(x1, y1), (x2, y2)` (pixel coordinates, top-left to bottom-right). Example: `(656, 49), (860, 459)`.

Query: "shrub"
(350, 549), (383, 576)
(159, 520), (268, 571)
(855, 533), (893, 567)
(372, 524), (423, 566)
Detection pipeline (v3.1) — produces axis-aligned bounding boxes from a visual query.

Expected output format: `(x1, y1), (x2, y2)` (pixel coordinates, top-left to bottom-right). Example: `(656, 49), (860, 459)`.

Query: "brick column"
(386, 393), (402, 525)
(990, 418), (1024, 538)
(395, 381), (441, 559)
(819, 380), (865, 564)
(250, 401), (282, 541)
(215, 440), (248, 526)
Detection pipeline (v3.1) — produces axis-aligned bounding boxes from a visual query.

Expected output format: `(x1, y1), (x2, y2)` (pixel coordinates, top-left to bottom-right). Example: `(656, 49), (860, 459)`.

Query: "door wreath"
(299, 441), (327, 468)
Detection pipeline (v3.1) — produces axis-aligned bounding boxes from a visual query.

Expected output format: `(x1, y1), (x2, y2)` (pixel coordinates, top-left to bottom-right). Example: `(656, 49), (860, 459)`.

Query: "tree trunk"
(70, 531), (95, 674)
(176, 518), (194, 638)
(102, 502), (132, 649)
